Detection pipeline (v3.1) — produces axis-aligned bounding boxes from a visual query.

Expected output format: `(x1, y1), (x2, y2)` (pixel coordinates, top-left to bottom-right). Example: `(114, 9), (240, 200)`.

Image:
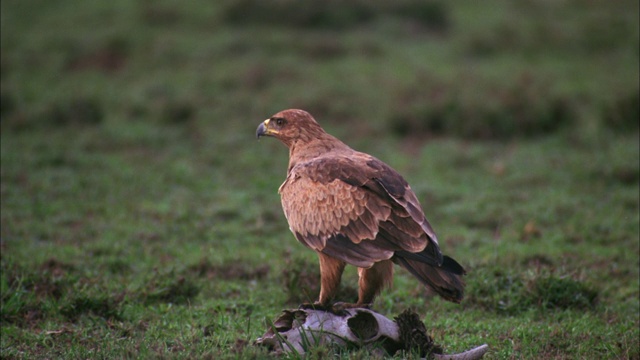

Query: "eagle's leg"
(356, 260), (394, 308)
(315, 252), (346, 307)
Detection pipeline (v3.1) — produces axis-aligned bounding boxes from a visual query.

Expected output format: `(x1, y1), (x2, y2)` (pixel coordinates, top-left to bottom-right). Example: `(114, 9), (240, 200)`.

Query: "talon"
(299, 302), (330, 311)
(331, 307), (350, 317)
(331, 302), (346, 310)
(329, 302), (363, 316)
(332, 302), (361, 310)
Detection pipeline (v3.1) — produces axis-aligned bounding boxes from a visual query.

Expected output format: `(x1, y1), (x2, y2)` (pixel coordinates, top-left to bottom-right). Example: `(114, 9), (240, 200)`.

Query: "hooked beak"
(256, 119), (277, 139)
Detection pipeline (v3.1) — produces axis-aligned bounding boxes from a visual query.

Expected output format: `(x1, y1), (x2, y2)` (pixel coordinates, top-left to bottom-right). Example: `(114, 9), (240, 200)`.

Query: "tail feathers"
(442, 255), (466, 276)
(395, 250), (466, 276)
(394, 253), (466, 303)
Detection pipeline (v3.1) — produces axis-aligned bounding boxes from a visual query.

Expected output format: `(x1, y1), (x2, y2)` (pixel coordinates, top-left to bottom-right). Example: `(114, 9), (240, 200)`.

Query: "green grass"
(1, 1), (639, 359)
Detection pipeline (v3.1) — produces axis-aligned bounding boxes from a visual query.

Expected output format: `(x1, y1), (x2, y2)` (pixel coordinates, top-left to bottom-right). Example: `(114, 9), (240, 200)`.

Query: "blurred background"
(2, 0), (638, 141)
(1, 1), (639, 358)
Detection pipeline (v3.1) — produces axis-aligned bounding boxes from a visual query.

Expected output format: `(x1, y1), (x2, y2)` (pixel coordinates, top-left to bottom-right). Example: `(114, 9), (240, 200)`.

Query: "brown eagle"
(256, 109), (465, 309)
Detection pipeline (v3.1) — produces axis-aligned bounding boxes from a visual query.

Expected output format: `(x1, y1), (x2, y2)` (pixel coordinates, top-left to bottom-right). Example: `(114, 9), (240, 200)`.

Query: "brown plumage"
(256, 109), (465, 309)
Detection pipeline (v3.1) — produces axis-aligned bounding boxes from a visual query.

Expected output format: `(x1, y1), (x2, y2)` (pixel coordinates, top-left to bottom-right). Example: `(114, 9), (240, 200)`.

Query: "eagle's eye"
(275, 118), (285, 126)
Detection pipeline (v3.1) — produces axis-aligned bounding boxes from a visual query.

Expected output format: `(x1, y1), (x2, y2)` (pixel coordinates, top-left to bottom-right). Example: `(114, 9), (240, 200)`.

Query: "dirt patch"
(3, 258), (75, 301)
(603, 88), (640, 132)
(0, 259), (82, 326)
(187, 258), (270, 281)
(232, 338), (250, 354)
(592, 166), (640, 187)
(522, 254), (554, 268)
(40, 258), (75, 278)
(222, 0), (449, 33)
(43, 98), (104, 126)
(60, 294), (124, 321)
(65, 38), (128, 73)
(140, 276), (200, 305)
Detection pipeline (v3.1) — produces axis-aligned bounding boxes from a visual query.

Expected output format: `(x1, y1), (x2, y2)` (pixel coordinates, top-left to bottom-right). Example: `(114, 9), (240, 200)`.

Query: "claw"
(298, 302), (330, 311)
(332, 302), (371, 310)
(298, 302), (354, 316)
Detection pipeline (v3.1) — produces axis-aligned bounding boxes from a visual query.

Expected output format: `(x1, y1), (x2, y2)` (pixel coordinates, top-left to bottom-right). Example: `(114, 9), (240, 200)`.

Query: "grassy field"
(1, 1), (638, 359)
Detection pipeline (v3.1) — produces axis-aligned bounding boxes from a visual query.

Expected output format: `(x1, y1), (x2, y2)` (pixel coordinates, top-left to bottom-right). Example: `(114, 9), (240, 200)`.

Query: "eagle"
(256, 109), (465, 309)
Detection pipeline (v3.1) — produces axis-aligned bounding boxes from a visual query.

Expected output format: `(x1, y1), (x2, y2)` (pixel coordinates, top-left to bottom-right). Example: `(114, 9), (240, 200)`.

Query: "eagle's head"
(256, 109), (327, 148)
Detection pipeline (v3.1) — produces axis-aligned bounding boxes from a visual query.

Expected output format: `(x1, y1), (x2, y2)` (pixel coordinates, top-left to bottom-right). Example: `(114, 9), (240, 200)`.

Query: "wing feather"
(320, 234), (394, 268)
(280, 152), (442, 267)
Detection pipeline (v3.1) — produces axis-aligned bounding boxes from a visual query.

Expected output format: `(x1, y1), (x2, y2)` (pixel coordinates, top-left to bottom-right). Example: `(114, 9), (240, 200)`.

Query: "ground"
(1, 1), (638, 359)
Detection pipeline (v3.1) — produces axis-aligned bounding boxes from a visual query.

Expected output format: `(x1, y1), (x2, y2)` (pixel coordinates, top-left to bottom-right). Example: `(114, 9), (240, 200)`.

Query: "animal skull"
(256, 308), (488, 359)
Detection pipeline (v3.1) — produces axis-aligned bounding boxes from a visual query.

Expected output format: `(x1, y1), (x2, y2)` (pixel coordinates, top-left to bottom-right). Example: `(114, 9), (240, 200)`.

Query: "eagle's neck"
(287, 135), (351, 172)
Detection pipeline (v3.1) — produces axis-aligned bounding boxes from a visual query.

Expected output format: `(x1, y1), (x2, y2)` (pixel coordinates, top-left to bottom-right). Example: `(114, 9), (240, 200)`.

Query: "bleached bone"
(256, 308), (488, 359)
